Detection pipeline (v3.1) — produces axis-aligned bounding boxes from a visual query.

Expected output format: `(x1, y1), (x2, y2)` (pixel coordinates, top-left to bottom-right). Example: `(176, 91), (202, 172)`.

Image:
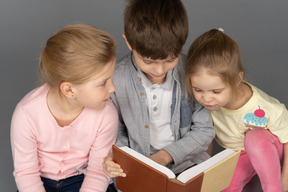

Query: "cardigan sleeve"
(80, 100), (118, 192)
(11, 105), (45, 192)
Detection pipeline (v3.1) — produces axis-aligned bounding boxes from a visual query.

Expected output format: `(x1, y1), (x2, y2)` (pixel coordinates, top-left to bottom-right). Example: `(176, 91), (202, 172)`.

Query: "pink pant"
(222, 129), (283, 192)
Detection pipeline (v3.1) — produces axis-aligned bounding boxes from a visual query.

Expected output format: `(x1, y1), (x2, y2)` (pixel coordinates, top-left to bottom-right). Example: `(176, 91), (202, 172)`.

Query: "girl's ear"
(60, 82), (75, 98)
(122, 34), (132, 51)
(237, 72), (244, 86)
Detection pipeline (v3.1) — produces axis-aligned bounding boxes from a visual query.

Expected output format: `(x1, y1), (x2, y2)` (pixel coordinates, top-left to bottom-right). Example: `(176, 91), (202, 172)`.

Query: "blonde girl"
(11, 24), (118, 192)
(185, 28), (288, 192)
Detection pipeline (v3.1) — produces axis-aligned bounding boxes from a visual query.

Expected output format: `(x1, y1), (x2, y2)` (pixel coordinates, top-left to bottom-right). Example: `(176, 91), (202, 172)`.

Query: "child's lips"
(204, 104), (216, 109)
(204, 104), (220, 111)
(151, 73), (165, 78)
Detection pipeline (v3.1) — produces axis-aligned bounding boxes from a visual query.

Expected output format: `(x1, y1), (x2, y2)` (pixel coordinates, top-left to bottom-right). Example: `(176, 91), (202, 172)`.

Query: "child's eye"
(213, 90), (222, 94)
(193, 88), (202, 92)
(100, 81), (107, 87)
(143, 59), (153, 64)
(167, 58), (176, 63)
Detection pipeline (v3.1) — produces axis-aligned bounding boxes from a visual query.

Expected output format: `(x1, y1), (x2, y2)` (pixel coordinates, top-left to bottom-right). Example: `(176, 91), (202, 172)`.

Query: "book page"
(176, 148), (236, 183)
(119, 146), (176, 179)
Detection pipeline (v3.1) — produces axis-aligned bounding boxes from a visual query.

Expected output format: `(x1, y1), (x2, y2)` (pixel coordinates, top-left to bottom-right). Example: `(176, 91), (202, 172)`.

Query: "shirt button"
(59, 162), (64, 168)
(140, 92), (145, 96)
(144, 124), (149, 128)
(153, 107), (158, 111)
(153, 95), (157, 100)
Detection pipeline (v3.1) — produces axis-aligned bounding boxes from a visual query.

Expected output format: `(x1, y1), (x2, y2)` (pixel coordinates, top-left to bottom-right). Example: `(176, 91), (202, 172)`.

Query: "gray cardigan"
(111, 52), (215, 174)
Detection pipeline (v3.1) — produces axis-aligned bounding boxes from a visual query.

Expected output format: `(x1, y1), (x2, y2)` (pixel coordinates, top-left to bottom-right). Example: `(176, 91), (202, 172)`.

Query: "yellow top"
(212, 83), (288, 150)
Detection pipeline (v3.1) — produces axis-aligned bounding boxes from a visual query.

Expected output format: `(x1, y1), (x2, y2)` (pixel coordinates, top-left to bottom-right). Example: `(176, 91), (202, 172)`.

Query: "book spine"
(166, 173), (204, 192)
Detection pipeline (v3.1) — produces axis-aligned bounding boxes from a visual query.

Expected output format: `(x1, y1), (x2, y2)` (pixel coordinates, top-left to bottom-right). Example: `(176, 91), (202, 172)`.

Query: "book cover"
(112, 145), (240, 192)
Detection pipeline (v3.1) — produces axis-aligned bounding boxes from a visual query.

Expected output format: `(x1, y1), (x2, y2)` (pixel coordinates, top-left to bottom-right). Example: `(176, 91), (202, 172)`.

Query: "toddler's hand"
(102, 152), (126, 178)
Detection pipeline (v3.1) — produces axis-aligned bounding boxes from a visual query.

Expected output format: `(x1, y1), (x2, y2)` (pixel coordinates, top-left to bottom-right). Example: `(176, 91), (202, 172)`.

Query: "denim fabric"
(17, 174), (117, 192)
(106, 183), (118, 192)
(17, 175), (84, 192)
(41, 174), (84, 192)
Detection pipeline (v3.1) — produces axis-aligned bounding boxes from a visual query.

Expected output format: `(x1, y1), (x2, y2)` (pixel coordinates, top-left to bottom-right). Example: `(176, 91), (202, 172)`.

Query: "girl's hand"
(102, 152), (126, 178)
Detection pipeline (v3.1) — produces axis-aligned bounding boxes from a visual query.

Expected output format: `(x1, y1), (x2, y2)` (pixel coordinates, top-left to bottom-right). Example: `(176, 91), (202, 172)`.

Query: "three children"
(11, 1), (287, 192)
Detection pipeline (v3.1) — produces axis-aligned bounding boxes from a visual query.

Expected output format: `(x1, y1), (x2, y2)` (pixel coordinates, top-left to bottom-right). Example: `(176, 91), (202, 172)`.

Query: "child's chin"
(205, 105), (219, 111)
(92, 103), (106, 110)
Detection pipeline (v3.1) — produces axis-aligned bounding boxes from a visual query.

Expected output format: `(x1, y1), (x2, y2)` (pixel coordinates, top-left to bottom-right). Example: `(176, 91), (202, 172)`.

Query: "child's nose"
(155, 64), (165, 74)
(202, 94), (212, 103)
(109, 80), (116, 93)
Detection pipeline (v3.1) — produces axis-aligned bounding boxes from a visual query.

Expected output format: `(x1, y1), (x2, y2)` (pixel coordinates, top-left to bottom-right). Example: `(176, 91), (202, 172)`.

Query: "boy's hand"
(149, 150), (173, 166)
(102, 152), (126, 178)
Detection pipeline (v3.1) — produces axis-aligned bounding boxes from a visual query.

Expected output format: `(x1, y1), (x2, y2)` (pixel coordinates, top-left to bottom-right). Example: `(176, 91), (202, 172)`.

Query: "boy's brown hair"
(124, 0), (188, 60)
(185, 29), (243, 98)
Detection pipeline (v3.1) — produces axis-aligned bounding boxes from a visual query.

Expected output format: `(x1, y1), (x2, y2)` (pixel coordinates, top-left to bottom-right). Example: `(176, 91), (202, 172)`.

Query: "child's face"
(190, 68), (233, 111)
(73, 58), (116, 110)
(133, 50), (179, 84)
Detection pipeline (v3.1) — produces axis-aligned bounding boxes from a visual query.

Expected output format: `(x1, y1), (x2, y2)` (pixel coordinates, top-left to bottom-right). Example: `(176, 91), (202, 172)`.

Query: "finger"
(105, 160), (121, 169)
(103, 168), (126, 178)
(107, 166), (123, 174)
(109, 171), (126, 178)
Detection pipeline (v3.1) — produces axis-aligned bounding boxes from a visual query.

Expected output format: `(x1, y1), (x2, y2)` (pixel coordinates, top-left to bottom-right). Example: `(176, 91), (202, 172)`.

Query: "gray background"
(1, 0), (287, 191)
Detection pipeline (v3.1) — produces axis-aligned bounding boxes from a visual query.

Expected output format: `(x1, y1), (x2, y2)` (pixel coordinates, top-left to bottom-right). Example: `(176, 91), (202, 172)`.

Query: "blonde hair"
(39, 24), (117, 87)
(185, 29), (243, 98)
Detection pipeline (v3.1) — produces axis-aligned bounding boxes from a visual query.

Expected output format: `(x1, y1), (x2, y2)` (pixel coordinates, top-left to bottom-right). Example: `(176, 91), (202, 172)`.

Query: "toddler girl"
(11, 24), (118, 192)
(185, 28), (288, 192)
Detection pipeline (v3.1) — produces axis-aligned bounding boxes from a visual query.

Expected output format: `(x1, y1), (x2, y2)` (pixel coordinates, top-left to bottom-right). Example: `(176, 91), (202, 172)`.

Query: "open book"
(112, 145), (240, 192)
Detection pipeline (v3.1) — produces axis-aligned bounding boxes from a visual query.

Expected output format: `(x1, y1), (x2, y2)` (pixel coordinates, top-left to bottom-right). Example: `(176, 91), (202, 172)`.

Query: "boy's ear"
(122, 34), (132, 51)
(60, 82), (75, 98)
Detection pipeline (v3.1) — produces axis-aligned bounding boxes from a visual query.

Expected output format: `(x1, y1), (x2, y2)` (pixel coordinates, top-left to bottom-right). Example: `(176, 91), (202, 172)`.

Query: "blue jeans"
(17, 174), (116, 192)
(41, 174), (84, 192)
(17, 174), (84, 192)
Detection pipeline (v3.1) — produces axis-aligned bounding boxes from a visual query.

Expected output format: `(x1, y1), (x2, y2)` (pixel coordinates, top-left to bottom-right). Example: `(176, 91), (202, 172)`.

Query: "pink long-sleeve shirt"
(11, 84), (118, 192)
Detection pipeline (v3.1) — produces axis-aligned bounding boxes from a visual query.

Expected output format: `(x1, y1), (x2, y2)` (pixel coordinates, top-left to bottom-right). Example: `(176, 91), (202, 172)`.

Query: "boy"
(104, 0), (215, 190)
